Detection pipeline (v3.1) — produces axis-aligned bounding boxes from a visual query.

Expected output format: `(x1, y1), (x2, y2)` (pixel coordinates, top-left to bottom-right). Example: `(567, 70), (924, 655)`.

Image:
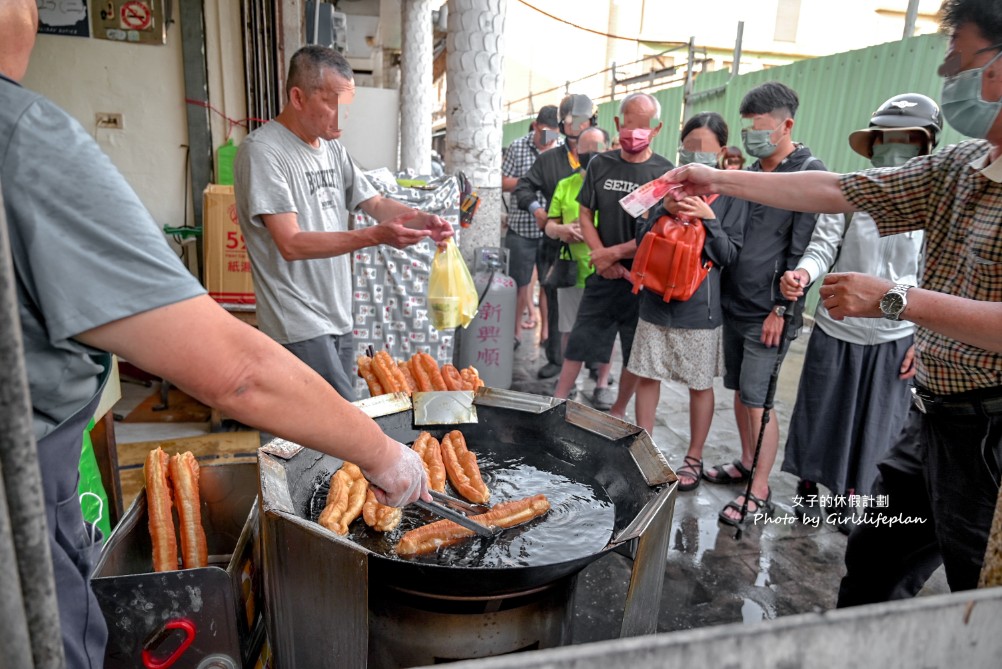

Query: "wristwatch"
(879, 284), (911, 321)
(773, 305), (787, 318)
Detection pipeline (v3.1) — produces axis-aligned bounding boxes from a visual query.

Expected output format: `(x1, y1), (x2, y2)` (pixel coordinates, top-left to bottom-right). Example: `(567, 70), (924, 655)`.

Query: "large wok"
(259, 390), (675, 598)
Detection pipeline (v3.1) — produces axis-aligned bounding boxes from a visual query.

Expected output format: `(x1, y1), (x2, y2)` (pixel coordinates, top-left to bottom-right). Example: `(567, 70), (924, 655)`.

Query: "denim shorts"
(722, 317), (786, 408)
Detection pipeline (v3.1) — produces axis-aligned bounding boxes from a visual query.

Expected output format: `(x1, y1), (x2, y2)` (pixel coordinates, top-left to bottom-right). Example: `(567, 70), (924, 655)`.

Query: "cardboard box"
(203, 184), (255, 304)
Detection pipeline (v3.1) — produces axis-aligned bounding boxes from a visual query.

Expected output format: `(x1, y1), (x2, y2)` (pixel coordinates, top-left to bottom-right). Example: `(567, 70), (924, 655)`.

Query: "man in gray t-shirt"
(235, 46), (452, 400)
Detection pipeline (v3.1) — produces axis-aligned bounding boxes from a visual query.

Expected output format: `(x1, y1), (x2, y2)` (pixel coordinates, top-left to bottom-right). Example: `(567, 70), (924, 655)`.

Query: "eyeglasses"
(938, 42), (1002, 77)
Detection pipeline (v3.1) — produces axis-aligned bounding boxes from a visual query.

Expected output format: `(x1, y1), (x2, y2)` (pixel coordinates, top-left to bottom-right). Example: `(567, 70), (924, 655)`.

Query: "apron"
(36, 355), (111, 668)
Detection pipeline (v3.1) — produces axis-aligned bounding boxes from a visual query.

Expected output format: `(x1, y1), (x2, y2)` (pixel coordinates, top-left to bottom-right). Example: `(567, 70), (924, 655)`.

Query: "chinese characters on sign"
(473, 301), (504, 367)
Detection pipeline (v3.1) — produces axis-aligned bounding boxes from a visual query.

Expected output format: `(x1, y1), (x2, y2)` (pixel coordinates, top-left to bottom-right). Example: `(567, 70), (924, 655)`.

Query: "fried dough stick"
(318, 463), (369, 535)
(441, 364), (467, 391)
(145, 447), (177, 572)
(440, 430), (490, 504)
(460, 366), (485, 391)
(371, 350), (406, 394)
(357, 356), (384, 397)
(397, 361), (418, 394)
(415, 352), (448, 391)
(397, 494), (550, 556)
(411, 431), (446, 493)
(169, 452), (208, 569)
(362, 489), (403, 532)
(408, 354), (434, 392)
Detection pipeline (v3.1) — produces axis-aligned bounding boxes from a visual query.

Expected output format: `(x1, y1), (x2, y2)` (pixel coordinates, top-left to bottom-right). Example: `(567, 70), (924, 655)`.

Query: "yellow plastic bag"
(428, 239), (479, 330)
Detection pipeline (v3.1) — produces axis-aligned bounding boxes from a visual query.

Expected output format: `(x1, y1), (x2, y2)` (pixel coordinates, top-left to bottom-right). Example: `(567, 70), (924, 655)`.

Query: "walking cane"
(733, 299), (805, 540)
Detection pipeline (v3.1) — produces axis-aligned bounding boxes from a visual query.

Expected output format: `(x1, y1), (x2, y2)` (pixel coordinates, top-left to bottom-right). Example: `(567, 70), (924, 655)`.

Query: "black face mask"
(577, 152), (595, 170)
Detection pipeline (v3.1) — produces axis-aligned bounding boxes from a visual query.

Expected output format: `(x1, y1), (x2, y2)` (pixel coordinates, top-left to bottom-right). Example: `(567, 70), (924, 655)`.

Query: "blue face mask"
(940, 50), (1002, 139)
(870, 143), (921, 168)
(678, 149), (719, 167)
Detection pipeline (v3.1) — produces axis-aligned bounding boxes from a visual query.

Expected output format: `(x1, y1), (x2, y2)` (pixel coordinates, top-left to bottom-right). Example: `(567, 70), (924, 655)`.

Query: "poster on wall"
(90, 0), (167, 45)
(36, 0), (90, 38)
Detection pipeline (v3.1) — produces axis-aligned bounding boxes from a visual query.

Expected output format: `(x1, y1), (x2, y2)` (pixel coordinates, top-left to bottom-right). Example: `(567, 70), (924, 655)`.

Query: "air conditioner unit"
(305, 1), (347, 54)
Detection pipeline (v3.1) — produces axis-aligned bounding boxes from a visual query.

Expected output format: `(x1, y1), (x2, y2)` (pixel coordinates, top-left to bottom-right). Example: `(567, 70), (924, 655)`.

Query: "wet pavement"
(509, 320), (949, 643)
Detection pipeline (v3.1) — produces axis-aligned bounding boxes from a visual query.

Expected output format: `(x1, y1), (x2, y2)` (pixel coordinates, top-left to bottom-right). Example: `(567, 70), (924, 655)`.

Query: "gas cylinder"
(454, 247), (516, 389)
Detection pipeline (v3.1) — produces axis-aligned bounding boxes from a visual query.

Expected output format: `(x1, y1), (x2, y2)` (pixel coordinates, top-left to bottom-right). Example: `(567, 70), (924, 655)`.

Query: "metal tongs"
(414, 491), (499, 537)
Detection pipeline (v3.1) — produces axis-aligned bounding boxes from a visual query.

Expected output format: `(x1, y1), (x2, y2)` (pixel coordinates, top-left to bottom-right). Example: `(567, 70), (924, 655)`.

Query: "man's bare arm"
(903, 291), (1002, 353)
(359, 194), (454, 242)
(263, 212), (391, 260)
(75, 295), (400, 473)
(666, 164), (855, 214)
(823, 273), (1002, 354)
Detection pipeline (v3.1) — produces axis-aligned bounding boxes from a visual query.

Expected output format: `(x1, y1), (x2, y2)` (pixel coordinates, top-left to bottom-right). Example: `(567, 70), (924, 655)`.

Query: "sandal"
(676, 455), (703, 492)
(702, 459), (751, 484)
(718, 489), (773, 527)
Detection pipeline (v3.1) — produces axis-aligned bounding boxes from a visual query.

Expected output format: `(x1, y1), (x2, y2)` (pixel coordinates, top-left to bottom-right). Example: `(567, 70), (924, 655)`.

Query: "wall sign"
(90, 0), (166, 45)
(37, 1), (90, 38)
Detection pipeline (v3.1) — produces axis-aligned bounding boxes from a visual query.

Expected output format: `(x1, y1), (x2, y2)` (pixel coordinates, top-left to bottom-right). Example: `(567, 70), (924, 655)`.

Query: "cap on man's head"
(535, 105), (559, 129)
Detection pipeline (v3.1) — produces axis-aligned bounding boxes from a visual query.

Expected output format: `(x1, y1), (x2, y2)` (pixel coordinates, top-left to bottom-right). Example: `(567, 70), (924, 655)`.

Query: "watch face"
(881, 292), (905, 315)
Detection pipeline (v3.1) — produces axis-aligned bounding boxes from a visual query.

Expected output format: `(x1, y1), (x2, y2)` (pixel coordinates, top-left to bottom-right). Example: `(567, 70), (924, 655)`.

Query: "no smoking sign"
(120, 1), (152, 31)
(92, 0), (166, 44)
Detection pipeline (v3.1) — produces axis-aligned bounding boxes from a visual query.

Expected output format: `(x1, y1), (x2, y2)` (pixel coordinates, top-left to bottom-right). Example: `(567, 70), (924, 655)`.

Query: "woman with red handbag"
(629, 113), (748, 491)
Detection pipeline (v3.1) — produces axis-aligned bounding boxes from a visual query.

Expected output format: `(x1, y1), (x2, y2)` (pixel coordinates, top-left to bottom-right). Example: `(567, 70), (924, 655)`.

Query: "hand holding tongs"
(414, 491), (499, 537)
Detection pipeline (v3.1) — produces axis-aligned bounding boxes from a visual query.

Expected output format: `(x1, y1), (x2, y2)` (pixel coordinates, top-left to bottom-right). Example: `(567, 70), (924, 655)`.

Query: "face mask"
(870, 143), (921, 168)
(541, 129), (560, 145)
(678, 149), (719, 167)
(940, 54), (1002, 139)
(577, 152), (595, 170)
(742, 126), (781, 159)
(619, 127), (655, 154)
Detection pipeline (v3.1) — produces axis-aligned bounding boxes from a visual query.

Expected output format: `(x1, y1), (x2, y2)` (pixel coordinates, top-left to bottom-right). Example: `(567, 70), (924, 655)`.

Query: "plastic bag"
(427, 239), (479, 330)
(216, 138), (238, 185)
(78, 418), (111, 541)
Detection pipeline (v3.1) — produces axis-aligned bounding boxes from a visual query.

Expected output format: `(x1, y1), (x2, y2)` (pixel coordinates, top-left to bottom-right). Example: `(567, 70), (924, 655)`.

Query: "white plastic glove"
(362, 439), (431, 507)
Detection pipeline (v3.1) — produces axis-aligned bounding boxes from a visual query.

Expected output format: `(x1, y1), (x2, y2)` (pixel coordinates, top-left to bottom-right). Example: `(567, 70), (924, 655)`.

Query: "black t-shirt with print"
(577, 150), (674, 269)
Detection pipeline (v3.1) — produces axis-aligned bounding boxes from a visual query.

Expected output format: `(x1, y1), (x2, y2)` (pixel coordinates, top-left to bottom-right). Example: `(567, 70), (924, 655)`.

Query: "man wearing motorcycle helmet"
(780, 94), (941, 538)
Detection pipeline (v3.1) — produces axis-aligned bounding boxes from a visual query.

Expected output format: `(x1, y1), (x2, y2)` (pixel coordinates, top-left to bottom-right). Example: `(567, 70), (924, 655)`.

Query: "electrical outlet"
(95, 113), (123, 130)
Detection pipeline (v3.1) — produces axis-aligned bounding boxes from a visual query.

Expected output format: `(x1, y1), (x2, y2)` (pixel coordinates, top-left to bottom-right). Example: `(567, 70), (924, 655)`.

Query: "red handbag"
(630, 197), (716, 302)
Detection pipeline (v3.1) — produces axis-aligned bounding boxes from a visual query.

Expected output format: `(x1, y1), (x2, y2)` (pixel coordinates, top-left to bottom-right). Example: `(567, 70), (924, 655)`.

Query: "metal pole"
(0, 190), (65, 667)
(0, 469), (35, 669)
(903, 0), (919, 39)
(681, 36), (696, 122)
(179, 0), (213, 279)
(610, 61), (617, 104)
(732, 20), (744, 77)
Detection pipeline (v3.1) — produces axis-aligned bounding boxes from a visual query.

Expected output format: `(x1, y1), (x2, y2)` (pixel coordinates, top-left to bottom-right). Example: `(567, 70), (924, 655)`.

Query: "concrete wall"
(23, 1), (246, 251)
(24, 3), (187, 230)
(434, 587), (1002, 669)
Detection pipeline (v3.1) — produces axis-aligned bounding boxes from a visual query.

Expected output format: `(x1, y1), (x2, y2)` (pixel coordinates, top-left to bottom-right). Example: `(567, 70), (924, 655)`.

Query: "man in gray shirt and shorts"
(235, 46), (452, 399)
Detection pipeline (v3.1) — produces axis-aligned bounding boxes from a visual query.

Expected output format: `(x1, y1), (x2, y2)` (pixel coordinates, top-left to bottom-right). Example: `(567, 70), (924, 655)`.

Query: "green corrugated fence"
(504, 33), (963, 172)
